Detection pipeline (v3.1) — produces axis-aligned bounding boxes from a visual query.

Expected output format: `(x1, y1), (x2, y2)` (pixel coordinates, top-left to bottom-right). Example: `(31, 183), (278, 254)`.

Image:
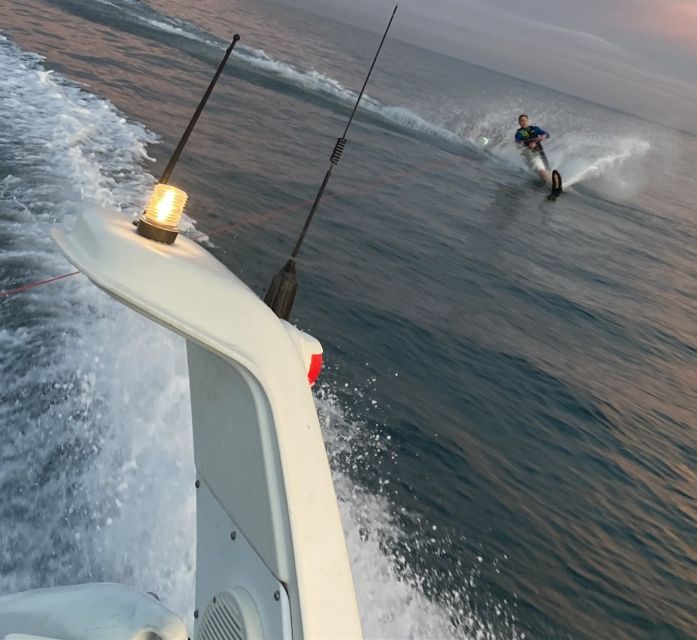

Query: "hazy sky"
(278, 0), (697, 133)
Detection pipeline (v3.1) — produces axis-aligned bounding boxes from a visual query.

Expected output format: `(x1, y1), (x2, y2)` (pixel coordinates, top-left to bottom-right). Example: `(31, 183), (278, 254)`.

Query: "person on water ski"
(515, 114), (550, 181)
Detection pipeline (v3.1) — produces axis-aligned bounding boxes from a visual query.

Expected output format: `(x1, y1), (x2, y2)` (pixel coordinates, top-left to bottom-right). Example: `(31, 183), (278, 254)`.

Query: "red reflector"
(308, 352), (323, 386)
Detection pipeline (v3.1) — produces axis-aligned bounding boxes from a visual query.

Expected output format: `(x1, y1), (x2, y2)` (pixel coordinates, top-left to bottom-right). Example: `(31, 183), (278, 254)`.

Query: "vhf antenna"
(264, 6), (398, 320)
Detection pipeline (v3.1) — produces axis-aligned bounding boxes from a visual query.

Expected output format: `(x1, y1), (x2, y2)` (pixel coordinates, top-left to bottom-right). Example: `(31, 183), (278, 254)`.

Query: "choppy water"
(1, 0), (696, 638)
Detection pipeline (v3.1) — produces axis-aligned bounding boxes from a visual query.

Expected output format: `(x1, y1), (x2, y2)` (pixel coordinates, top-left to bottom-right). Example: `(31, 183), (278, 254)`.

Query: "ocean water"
(1, 0), (696, 638)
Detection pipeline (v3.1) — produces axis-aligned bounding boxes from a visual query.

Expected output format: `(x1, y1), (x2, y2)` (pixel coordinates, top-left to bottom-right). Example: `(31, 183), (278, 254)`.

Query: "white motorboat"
(0, 193), (363, 639)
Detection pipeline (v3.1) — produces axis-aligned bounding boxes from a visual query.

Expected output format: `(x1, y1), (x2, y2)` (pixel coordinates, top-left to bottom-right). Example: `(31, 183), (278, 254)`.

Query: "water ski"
(547, 170), (563, 201)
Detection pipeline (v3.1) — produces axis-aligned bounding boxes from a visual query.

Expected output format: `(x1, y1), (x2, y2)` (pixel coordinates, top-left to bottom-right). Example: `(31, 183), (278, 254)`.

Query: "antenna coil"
(330, 137), (347, 165)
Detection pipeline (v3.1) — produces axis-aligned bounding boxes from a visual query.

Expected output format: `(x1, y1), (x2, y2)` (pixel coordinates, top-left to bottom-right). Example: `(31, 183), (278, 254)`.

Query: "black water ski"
(547, 170), (563, 201)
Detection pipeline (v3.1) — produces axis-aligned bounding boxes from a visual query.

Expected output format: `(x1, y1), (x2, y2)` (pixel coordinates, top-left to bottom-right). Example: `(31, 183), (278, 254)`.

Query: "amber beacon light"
(137, 184), (188, 244)
(134, 33), (240, 245)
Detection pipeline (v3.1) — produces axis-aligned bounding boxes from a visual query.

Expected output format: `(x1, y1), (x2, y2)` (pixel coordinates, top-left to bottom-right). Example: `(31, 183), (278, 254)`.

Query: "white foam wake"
(86, 0), (463, 147)
(549, 134), (650, 187)
(0, 36), (156, 216)
(232, 46), (463, 144)
(315, 385), (522, 639)
(0, 34), (194, 609)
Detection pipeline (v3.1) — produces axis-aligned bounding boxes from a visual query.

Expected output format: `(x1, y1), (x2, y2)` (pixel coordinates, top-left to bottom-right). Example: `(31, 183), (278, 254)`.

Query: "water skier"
(515, 114), (551, 182)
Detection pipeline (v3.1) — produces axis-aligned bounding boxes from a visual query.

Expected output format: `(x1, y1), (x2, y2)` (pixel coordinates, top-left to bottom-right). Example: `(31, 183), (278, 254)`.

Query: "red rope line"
(196, 157), (449, 241)
(0, 270), (81, 299)
(1, 157), (450, 300)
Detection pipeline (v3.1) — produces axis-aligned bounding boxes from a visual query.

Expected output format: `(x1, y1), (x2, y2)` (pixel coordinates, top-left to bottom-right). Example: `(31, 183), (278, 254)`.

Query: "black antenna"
(160, 34), (241, 184)
(264, 6), (398, 320)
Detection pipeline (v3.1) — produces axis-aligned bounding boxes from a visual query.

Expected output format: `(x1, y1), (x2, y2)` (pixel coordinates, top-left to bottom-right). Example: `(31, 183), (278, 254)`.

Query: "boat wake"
(315, 384), (523, 639)
(46, 0), (462, 148)
(545, 133), (650, 187)
(44, 0), (652, 192)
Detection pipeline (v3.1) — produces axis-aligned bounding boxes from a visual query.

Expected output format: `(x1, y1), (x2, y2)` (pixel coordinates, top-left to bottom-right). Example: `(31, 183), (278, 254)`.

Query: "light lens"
(308, 352), (323, 386)
(144, 183), (188, 230)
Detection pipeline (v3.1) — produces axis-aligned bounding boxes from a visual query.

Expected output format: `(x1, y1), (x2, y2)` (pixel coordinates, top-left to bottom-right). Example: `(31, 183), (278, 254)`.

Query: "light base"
(264, 259), (298, 320)
(136, 217), (179, 244)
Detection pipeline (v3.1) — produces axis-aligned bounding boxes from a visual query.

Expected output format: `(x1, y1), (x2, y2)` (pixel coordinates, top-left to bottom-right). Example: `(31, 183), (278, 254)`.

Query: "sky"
(277, 0), (697, 134)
